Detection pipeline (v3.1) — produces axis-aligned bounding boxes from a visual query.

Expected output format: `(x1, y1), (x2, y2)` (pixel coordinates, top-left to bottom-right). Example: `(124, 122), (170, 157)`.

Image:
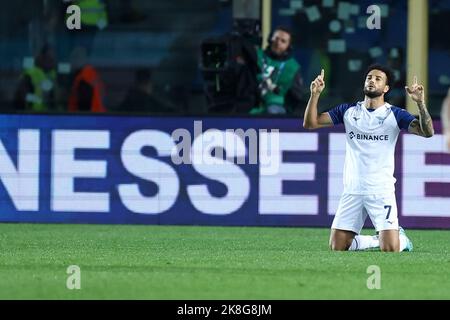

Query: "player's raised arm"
(405, 76), (434, 138)
(303, 69), (333, 129)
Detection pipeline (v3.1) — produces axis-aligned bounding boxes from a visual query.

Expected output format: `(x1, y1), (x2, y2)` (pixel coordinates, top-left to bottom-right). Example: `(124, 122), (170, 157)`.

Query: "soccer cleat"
(399, 227), (413, 252)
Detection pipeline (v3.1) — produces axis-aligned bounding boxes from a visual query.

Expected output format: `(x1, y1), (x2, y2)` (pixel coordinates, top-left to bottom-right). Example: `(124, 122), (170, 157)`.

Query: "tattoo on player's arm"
(409, 104), (434, 137)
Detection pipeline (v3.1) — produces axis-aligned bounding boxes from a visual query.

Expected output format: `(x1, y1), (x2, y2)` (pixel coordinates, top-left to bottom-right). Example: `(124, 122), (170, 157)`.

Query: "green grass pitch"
(0, 223), (449, 299)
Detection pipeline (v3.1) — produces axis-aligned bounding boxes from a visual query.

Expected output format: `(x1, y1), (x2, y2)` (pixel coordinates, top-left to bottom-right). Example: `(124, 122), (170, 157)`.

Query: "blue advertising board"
(0, 113), (449, 229)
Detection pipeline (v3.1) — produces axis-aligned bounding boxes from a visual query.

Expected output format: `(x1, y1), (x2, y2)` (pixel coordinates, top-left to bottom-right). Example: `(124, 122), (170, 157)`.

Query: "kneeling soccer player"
(303, 65), (434, 252)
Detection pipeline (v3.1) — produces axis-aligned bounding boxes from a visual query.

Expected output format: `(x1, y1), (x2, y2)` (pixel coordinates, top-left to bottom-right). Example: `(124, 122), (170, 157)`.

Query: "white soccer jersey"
(328, 101), (416, 195)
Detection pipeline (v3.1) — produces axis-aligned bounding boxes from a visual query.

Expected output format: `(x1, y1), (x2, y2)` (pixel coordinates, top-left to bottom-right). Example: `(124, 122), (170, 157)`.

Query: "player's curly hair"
(364, 64), (394, 87)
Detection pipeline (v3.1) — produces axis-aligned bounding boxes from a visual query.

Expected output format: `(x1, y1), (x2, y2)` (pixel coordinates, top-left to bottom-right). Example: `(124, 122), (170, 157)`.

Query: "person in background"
(68, 46), (106, 112)
(250, 26), (303, 115)
(75, 0), (108, 30)
(14, 44), (58, 112)
(66, 0), (109, 56)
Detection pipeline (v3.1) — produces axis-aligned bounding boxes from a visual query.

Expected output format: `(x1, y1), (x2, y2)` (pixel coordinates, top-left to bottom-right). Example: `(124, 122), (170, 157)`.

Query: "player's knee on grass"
(379, 230), (400, 252)
(329, 230), (353, 251)
(330, 241), (349, 251)
(380, 243), (399, 252)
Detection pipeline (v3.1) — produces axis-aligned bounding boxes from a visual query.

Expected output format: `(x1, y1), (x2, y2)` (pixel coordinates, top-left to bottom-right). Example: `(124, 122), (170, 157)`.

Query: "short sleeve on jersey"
(327, 103), (353, 125)
(391, 106), (416, 130)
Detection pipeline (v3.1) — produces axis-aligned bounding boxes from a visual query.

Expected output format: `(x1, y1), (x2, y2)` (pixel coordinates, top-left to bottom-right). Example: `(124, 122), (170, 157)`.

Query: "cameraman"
(251, 26), (303, 115)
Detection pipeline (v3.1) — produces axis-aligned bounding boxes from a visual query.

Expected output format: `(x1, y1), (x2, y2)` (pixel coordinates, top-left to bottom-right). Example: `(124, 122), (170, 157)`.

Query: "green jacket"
(254, 48), (300, 112)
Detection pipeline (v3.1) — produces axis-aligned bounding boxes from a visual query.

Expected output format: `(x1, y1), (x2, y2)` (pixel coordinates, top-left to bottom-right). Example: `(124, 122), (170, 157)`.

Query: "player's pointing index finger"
(321, 69), (324, 79)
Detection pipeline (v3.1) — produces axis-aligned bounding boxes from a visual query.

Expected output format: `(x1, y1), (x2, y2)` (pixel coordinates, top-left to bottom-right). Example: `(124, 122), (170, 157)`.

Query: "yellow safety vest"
(24, 67), (56, 112)
(76, 0), (108, 28)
